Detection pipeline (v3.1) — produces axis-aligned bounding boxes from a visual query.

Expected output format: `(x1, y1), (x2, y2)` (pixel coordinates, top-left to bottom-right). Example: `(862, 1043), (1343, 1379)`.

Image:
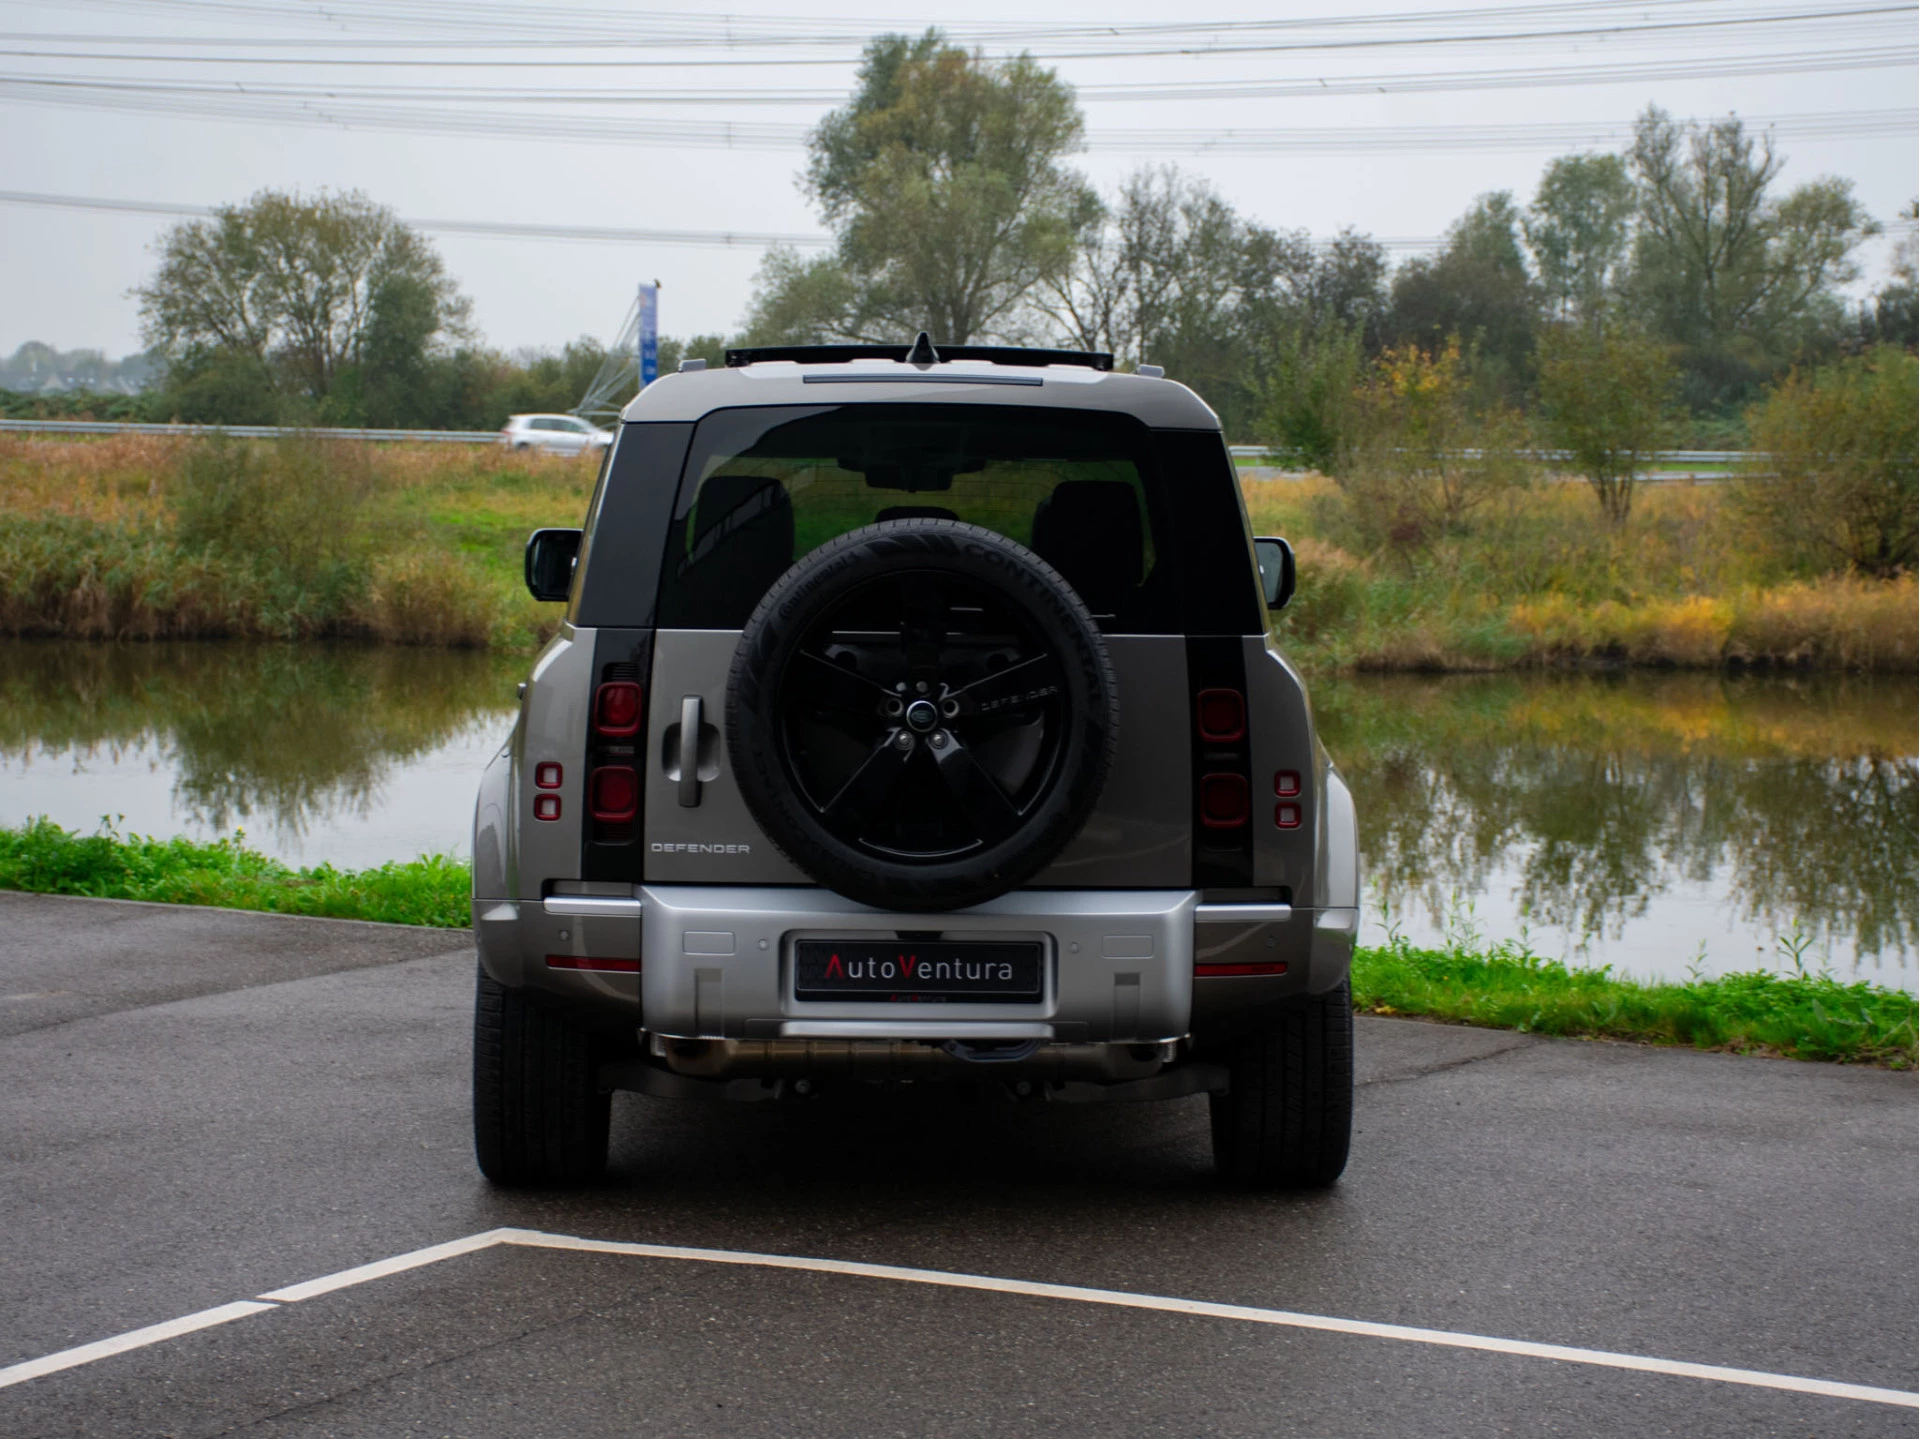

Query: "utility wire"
(0, 91), (1903, 154)
(3, 44), (1909, 110)
(0, 188), (835, 247)
(3, 4), (1909, 65)
(0, 188), (1446, 253)
(23, 0), (1904, 47)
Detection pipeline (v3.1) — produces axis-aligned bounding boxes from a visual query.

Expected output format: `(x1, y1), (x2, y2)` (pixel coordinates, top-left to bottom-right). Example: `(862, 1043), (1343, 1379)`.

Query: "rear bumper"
(640, 886), (1197, 1043)
(474, 885), (1356, 1043)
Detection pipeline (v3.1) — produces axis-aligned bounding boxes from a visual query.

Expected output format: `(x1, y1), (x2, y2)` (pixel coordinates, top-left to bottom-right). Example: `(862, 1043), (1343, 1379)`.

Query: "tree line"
(17, 28), (1912, 450)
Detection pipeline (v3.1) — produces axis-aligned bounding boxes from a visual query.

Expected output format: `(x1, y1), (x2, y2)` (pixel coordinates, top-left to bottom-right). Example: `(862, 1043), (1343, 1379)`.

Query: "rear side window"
(654, 404), (1255, 633)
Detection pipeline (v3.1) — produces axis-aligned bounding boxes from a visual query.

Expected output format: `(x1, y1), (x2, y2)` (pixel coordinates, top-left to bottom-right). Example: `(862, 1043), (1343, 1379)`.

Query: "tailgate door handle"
(678, 695), (703, 807)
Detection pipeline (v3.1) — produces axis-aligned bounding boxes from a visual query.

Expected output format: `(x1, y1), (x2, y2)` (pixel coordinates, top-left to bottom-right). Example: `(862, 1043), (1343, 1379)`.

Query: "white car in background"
(500, 414), (613, 456)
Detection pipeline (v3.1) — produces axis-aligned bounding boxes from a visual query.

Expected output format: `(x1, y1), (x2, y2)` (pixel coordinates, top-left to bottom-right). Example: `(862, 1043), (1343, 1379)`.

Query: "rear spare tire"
(728, 518), (1117, 911)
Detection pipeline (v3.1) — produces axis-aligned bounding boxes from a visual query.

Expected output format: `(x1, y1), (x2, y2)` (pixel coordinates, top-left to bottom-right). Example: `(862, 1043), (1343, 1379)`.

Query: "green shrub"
(1535, 322), (1682, 524)
(1337, 339), (1531, 555)
(1737, 345), (1919, 578)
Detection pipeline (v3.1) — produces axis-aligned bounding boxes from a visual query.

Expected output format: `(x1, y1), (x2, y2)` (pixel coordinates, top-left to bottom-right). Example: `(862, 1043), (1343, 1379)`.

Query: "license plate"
(793, 939), (1043, 1003)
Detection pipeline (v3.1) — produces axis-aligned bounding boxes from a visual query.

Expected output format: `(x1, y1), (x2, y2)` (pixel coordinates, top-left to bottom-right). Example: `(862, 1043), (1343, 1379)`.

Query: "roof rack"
(724, 335), (1114, 373)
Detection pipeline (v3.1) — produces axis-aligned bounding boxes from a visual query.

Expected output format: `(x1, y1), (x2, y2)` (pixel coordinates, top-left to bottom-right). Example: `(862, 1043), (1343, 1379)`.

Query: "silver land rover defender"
(472, 337), (1359, 1190)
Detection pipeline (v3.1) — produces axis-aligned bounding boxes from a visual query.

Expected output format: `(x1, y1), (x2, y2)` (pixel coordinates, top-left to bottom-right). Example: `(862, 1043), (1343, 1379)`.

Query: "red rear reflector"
(1199, 772), (1249, 827)
(1195, 961), (1289, 977)
(1275, 802), (1302, 829)
(1274, 770), (1300, 797)
(594, 681), (643, 737)
(589, 765), (639, 822)
(533, 794), (562, 821)
(545, 955), (640, 973)
(534, 761), (563, 789)
(1196, 688), (1246, 743)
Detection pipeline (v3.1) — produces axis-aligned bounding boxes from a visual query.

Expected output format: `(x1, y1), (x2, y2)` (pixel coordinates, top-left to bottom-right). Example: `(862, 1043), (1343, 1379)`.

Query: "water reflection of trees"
(1317, 673), (1917, 961)
(0, 641), (519, 839)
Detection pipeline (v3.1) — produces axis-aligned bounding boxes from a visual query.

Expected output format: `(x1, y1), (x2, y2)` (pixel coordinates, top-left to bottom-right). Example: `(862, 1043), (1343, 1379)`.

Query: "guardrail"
(4, 421), (1751, 472)
(1229, 444), (1748, 465)
(0, 418), (502, 443)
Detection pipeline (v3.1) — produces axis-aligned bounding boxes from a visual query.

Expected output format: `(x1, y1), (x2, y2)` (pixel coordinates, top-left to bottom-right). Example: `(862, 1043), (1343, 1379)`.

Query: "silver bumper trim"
(544, 895), (644, 919)
(1195, 902), (1293, 924)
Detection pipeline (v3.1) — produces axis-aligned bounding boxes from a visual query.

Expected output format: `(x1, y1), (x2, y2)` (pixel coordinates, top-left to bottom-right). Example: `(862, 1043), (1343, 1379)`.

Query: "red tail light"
(533, 794), (562, 821)
(1274, 770), (1300, 797)
(1196, 961), (1289, 977)
(1200, 772), (1249, 828)
(1275, 802), (1302, 829)
(594, 681), (643, 738)
(589, 765), (639, 822)
(546, 954), (641, 973)
(1196, 688), (1246, 743)
(534, 761), (563, 789)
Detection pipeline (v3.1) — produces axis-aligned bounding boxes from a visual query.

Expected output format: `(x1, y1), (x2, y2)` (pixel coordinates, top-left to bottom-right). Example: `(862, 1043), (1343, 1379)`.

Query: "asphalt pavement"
(0, 890), (1913, 1438)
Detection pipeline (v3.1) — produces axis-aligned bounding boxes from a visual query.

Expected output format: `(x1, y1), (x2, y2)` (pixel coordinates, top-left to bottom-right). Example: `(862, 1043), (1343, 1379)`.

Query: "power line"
(4, 4), (1909, 66)
(0, 189), (835, 248)
(22, 0), (1909, 48)
(0, 188), (1450, 253)
(1, 89), (1903, 155)
(2, 45), (1910, 115)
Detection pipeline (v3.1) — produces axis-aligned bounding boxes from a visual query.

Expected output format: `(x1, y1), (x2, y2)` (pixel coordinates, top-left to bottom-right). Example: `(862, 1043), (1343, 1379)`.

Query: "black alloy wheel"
(729, 520), (1116, 911)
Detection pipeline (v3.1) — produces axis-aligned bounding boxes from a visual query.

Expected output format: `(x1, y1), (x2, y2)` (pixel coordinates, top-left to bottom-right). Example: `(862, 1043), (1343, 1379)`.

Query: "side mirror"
(525, 528), (582, 603)
(1254, 536), (1296, 611)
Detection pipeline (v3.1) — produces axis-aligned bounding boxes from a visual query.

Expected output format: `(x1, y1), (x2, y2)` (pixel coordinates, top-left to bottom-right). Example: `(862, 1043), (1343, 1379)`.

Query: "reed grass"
(0, 434), (586, 648)
(1247, 475), (1917, 672)
(3, 434), (1911, 668)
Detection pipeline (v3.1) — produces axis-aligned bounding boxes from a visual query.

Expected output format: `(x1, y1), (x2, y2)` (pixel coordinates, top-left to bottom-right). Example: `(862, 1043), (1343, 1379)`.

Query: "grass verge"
(0, 817), (469, 929)
(1353, 939), (1916, 1069)
(3, 819), (1912, 1067)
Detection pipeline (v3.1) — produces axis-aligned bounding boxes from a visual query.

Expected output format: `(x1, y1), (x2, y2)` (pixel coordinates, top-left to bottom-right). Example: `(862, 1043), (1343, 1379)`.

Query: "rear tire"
(1209, 980), (1353, 1189)
(472, 964), (610, 1186)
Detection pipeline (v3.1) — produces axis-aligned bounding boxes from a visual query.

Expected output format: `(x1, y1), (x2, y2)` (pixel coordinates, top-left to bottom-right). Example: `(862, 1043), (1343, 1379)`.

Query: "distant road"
(0, 418), (1753, 479)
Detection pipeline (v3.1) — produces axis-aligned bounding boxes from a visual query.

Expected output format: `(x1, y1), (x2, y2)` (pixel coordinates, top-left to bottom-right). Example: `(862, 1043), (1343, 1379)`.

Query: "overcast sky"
(1, 0), (1913, 360)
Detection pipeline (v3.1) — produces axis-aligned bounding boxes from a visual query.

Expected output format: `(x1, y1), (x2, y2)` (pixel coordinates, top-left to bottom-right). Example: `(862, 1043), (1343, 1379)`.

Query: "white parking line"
(258, 1229), (518, 1303)
(1, 1228), (1913, 1410)
(0, 1301), (276, 1388)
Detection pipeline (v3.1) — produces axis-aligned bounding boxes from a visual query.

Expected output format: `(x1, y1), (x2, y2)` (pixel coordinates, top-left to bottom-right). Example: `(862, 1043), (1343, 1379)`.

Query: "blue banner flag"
(637, 282), (659, 388)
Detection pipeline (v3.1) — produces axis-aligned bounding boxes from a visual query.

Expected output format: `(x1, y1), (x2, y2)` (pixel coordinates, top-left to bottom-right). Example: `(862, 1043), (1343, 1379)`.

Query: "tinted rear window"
(653, 404), (1257, 634)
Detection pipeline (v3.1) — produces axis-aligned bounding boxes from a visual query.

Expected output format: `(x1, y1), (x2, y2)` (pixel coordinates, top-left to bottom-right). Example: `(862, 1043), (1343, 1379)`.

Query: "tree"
(1040, 166), (1387, 437)
(1258, 323), (1365, 474)
(1535, 323), (1681, 524)
(743, 31), (1095, 345)
(1042, 169), (1272, 382)
(138, 190), (469, 415)
(1388, 192), (1537, 388)
(1625, 108), (1878, 406)
(1858, 198), (1918, 351)
(1525, 153), (1635, 329)
(656, 334), (730, 376)
(1737, 346), (1918, 578)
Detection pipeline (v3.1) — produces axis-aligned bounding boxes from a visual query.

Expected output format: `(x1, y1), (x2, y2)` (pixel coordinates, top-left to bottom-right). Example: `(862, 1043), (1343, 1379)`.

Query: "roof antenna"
(905, 331), (940, 367)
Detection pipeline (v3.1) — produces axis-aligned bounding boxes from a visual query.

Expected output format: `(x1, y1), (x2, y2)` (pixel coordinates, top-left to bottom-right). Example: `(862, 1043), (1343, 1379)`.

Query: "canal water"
(1, 641), (1911, 991)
